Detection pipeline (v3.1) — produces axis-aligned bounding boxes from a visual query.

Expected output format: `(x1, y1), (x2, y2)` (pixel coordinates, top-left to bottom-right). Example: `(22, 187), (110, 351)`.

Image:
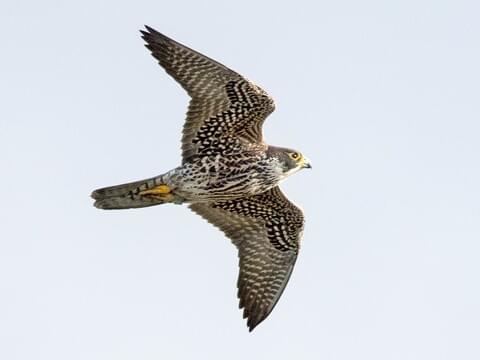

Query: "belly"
(166, 158), (280, 202)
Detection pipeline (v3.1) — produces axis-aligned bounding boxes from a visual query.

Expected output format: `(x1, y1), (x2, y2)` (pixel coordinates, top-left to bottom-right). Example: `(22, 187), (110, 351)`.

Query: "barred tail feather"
(92, 195), (169, 210)
(91, 175), (170, 210)
(91, 176), (161, 200)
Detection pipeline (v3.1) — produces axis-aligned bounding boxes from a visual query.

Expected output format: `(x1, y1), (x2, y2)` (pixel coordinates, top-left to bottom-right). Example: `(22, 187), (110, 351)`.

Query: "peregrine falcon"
(91, 26), (311, 331)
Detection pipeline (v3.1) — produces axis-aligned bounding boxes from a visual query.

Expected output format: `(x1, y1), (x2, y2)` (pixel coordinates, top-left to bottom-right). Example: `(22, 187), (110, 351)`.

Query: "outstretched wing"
(189, 187), (304, 331)
(140, 26), (275, 163)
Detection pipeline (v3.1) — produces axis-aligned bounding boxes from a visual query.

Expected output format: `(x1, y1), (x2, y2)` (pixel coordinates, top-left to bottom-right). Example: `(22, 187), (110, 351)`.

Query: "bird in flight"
(91, 25), (311, 331)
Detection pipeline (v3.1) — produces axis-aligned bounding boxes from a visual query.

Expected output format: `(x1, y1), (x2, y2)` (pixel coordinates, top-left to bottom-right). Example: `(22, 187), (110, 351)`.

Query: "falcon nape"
(91, 26), (311, 332)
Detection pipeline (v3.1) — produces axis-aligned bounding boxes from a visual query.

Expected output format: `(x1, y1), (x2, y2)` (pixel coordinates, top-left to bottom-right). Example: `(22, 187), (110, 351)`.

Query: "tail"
(91, 175), (183, 210)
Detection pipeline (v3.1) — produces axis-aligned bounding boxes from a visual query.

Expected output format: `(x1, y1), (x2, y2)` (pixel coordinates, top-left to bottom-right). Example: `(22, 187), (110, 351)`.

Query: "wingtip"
(142, 25), (159, 35)
(140, 25), (153, 38)
(246, 317), (263, 332)
(140, 28), (151, 40)
(140, 25), (170, 45)
(241, 306), (267, 332)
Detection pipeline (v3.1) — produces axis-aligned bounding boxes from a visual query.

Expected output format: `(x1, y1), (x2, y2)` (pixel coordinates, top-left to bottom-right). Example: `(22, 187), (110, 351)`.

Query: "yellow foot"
(139, 184), (171, 196)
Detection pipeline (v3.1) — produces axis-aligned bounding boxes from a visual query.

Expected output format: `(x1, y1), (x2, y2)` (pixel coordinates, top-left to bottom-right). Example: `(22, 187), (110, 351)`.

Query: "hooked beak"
(301, 158), (312, 169)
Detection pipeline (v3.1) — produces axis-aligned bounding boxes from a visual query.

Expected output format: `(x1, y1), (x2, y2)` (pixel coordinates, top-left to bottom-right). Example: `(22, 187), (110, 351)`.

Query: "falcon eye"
(290, 152), (300, 160)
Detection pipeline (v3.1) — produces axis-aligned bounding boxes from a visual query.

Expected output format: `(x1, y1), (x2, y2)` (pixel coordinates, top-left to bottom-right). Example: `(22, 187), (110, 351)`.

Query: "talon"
(139, 184), (171, 196)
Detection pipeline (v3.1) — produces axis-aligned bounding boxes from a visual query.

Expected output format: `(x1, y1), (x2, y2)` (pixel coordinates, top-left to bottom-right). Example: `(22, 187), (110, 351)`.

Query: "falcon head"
(267, 146), (312, 175)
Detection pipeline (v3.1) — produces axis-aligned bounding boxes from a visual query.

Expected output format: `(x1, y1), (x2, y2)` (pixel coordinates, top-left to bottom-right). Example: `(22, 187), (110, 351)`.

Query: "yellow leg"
(139, 184), (171, 196)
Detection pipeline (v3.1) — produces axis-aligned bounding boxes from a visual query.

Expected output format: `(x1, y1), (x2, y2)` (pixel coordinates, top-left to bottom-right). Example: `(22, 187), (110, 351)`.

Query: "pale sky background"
(1, 0), (479, 359)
